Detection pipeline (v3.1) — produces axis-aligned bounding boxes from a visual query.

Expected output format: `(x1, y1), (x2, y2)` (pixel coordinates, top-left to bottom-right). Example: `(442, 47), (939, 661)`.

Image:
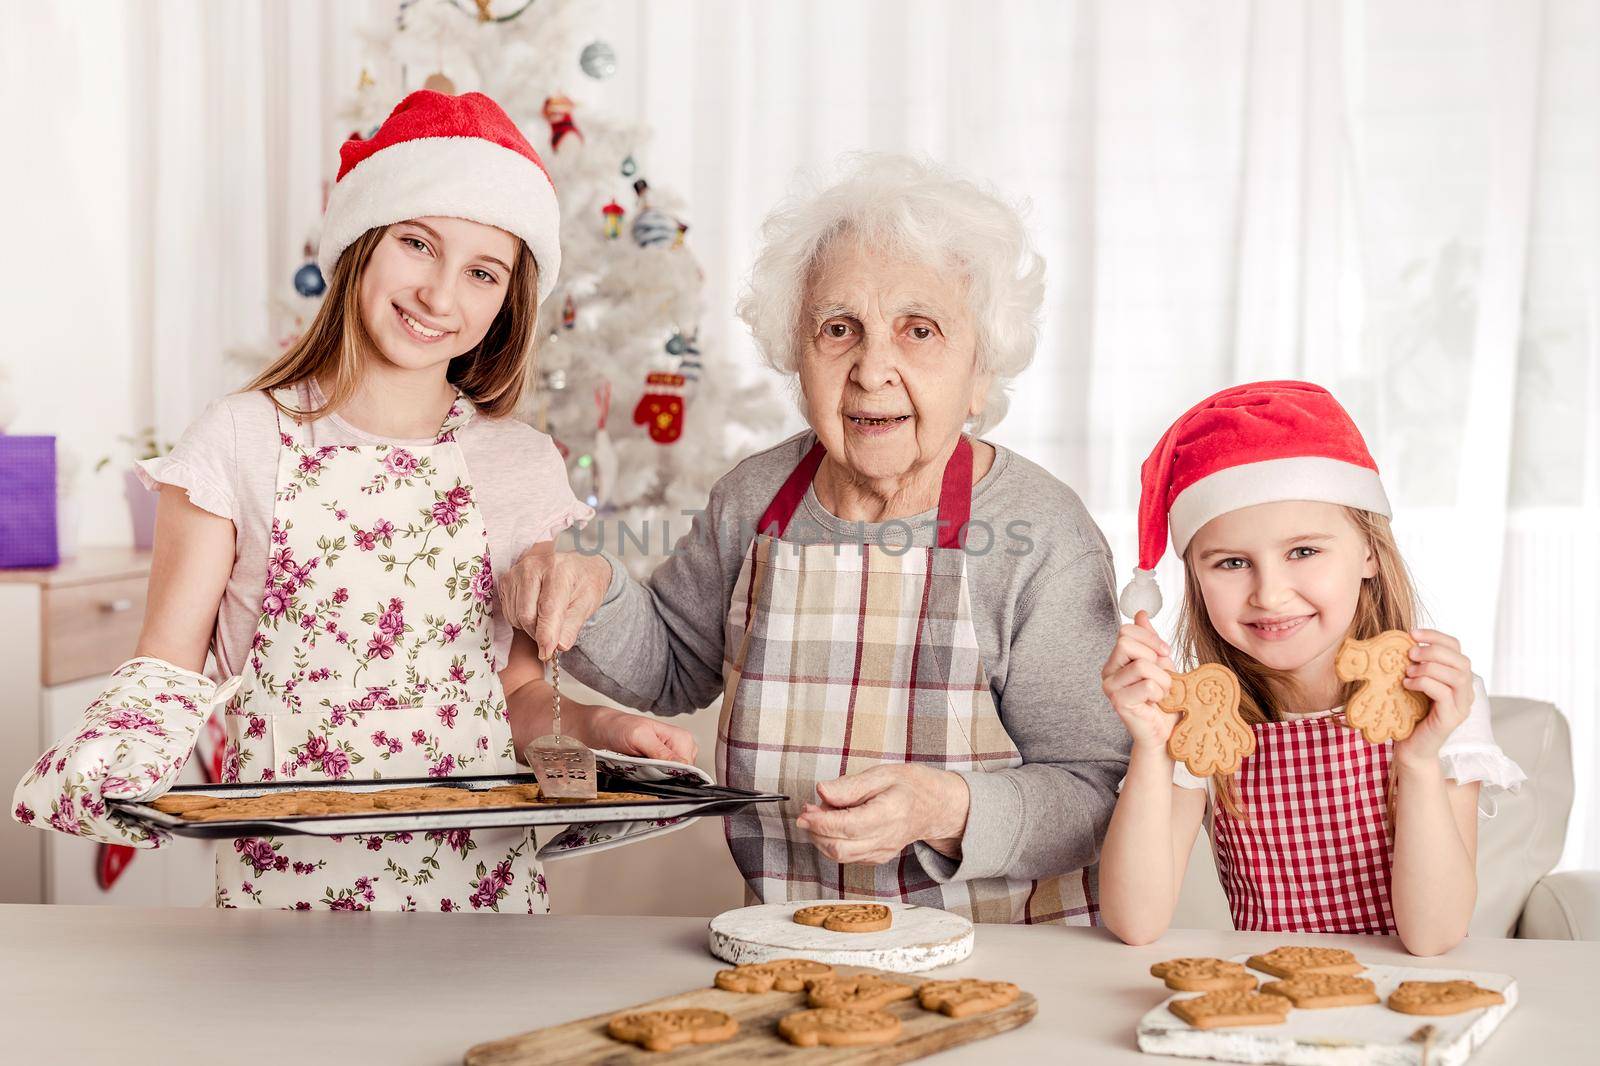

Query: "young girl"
(12, 90), (694, 912)
(1098, 381), (1523, 955)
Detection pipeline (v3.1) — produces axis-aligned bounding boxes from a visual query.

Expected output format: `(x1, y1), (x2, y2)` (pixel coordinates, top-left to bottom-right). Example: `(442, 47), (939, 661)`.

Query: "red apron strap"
(756, 439), (828, 538)
(756, 435), (976, 547)
(936, 436), (974, 550)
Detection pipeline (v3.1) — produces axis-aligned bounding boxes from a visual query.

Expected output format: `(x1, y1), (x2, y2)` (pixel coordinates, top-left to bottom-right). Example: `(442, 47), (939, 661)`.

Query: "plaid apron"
(717, 437), (1097, 924)
(1211, 714), (1396, 933)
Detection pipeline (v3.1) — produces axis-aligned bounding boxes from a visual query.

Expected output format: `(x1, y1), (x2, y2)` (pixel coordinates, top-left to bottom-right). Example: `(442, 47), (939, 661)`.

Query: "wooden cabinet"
(0, 548), (214, 906)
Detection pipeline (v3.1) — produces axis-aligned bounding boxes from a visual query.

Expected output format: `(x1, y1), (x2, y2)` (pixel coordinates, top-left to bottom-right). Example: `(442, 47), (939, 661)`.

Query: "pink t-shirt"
(137, 381), (592, 681)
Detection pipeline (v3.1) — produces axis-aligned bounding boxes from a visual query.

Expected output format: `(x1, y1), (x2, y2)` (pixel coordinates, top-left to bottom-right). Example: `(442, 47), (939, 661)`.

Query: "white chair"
(1170, 696), (1600, 940)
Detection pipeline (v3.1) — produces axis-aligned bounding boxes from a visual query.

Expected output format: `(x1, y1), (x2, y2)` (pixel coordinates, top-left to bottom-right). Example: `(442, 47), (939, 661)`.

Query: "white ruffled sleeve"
(133, 397), (238, 521)
(1438, 675), (1526, 792)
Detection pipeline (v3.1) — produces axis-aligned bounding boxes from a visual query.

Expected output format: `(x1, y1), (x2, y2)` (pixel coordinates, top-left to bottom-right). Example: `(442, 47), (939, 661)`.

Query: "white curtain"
(596, 0), (1600, 866)
(0, 0), (377, 544)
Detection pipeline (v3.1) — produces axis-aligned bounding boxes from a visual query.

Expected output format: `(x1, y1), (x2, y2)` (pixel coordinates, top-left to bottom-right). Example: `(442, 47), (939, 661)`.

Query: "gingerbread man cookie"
(1149, 957), (1258, 992)
(1158, 663), (1255, 776)
(713, 958), (835, 994)
(1168, 990), (1290, 1030)
(778, 1007), (902, 1048)
(1387, 979), (1505, 1016)
(1336, 630), (1432, 743)
(806, 973), (916, 1011)
(792, 903), (893, 933)
(605, 1008), (738, 1052)
(916, 978), (1021, 1018)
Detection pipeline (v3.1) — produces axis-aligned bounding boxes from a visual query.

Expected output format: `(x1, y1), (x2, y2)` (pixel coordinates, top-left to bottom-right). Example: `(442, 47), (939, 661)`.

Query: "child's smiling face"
(1187, 500), (1378, 680)
(358, 216), (519, 373)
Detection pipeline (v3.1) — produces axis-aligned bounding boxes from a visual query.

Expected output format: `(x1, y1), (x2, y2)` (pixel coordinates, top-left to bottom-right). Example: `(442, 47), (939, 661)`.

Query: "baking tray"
(112, 772), (786, 839)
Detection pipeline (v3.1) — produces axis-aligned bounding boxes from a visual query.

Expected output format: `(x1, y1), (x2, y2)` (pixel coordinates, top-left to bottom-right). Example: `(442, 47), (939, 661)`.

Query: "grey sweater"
(565, 432), (1129, 884)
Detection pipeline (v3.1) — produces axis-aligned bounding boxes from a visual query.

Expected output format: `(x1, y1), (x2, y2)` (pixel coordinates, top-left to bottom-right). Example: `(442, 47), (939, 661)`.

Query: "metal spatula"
(524, 652), (597, 799)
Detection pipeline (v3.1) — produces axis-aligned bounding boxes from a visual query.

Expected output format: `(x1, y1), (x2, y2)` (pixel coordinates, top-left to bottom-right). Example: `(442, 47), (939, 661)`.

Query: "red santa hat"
(1119, 380), (1391, 618)
(318, 90), (561, 303)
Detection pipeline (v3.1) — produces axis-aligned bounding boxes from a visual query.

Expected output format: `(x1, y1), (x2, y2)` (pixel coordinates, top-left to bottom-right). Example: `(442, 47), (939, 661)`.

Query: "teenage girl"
(13, 91), (694, 912)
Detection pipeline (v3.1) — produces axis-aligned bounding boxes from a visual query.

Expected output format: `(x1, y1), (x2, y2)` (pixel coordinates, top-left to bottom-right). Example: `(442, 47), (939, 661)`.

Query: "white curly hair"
(735, 153), (1045, 434)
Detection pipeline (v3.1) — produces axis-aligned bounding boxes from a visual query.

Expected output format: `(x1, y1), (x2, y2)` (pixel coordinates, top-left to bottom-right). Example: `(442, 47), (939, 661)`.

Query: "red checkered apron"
(716, 437), (1097, 924)
(1210, 713), (1396, 934)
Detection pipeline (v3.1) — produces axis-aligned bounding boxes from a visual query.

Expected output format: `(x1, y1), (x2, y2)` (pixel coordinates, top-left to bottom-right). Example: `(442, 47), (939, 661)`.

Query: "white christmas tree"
(233, 0), (777, 576)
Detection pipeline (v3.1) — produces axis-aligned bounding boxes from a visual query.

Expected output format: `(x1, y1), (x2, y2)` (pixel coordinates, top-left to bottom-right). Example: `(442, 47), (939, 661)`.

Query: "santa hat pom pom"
(1118, 568), (1163, 620)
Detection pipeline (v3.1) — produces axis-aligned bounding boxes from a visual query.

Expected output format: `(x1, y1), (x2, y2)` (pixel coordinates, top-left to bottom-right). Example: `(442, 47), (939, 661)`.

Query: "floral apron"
(717, 436), (1097, 924)
(213, 388), (545, 912)
(1210, 714), (1396, 933)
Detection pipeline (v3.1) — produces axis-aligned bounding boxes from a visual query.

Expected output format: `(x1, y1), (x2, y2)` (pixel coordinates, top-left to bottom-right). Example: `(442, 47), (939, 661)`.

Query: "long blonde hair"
(246, 225), (542, 421)
(1172, 508), (1419, 820)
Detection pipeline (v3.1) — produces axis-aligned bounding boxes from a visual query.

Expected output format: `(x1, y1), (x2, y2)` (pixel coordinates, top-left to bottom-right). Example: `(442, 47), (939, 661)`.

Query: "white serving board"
(1136, 956), (1517, 1066)
(707, 899), (974, 973)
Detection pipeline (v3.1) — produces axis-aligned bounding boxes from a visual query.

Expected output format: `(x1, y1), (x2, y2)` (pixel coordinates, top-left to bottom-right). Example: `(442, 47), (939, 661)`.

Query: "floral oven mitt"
(12, 658), (240, 848)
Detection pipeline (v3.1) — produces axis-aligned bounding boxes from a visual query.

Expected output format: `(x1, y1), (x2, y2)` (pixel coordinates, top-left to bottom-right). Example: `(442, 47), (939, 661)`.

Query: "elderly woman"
(502, 155), (1128, 924)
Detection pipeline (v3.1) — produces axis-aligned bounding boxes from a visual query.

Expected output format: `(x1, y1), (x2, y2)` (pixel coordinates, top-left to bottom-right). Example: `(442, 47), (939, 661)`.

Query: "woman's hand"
(586, 706), (699, 764)
(498, 544), (612, 660)
(1393, 628), (1475, 769)
(795, 765), (969, 865)
(1100, 611), (1178, 754)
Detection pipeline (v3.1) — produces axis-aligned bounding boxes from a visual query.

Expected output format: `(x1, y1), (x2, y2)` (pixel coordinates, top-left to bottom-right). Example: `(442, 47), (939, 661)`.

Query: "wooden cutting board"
(464, 964), (1035, 1065)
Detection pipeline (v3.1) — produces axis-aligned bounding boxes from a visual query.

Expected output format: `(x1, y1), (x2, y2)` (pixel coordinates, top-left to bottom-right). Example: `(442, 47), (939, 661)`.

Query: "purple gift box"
(0, 435), (59, 569)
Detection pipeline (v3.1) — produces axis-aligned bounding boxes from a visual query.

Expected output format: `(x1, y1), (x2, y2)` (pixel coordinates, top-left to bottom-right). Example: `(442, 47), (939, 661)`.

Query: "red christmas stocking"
(632, 372), (687, 444)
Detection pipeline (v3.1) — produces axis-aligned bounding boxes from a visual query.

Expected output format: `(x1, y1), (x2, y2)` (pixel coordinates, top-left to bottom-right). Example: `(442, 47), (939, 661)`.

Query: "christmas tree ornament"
(633, 371), (687, 445)
(357, 68), (376, 91)
(620, 154), (637, 177)
(293, 241), (326, 297)
(677, 329), (703, 383)
(629, 180), (677, 248)
(543, 94), (583, 151)
(579, 40), (617, 79)
(664, 331), (686, 356)
(591, 381), (616, 506)
(601, 199), (625, 239)
(423, 71), (456, 94)
(450, 0), (537, 22)
(561, 294), (576, 329)
(673, 220), (689, 248)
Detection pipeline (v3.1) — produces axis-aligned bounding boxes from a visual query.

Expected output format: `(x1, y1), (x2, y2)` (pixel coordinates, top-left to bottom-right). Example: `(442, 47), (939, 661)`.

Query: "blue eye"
(1289, 546), (1320, 560)
(1216, 557), (1249, 570)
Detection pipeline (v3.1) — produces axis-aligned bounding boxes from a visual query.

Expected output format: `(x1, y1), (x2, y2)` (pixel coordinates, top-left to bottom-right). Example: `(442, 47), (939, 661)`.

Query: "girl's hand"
(1393, 628), (1474, 768)
(588, 706), (699, 764)
(1100, 611), (1179, 753)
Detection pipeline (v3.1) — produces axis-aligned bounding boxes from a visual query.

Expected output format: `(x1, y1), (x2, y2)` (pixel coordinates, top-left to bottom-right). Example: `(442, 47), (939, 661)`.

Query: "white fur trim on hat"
(1168, 456), (1391, 558)
(318, 136), (561, 303)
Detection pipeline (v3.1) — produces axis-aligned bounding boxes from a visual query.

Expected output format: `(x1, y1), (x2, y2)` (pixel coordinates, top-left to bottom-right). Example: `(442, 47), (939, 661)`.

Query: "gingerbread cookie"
(778, 1007), (902, 1048)
(1261, 972), (1379, 1008)
(1387, 980), (1505, 1016)
(713, 958), (835, 993)
(792, 903), (893, 933)
(1158, 663), (1255, 777)
(1336, 630), (1431, 743)
(916, 978), (1021, 1018)
(1149, 957), (1258, 992)
(1168, 990), (1290, 1030)
(806, 973), (916, 1011)
(1247, 946), (1364, 979)
(605, 1008), (738, 1052)
(148, 783), (660, 822)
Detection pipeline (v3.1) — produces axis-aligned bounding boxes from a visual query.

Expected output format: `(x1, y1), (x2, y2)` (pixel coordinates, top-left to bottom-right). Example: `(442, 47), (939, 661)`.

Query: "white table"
(0, 904), (1589, 1063)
